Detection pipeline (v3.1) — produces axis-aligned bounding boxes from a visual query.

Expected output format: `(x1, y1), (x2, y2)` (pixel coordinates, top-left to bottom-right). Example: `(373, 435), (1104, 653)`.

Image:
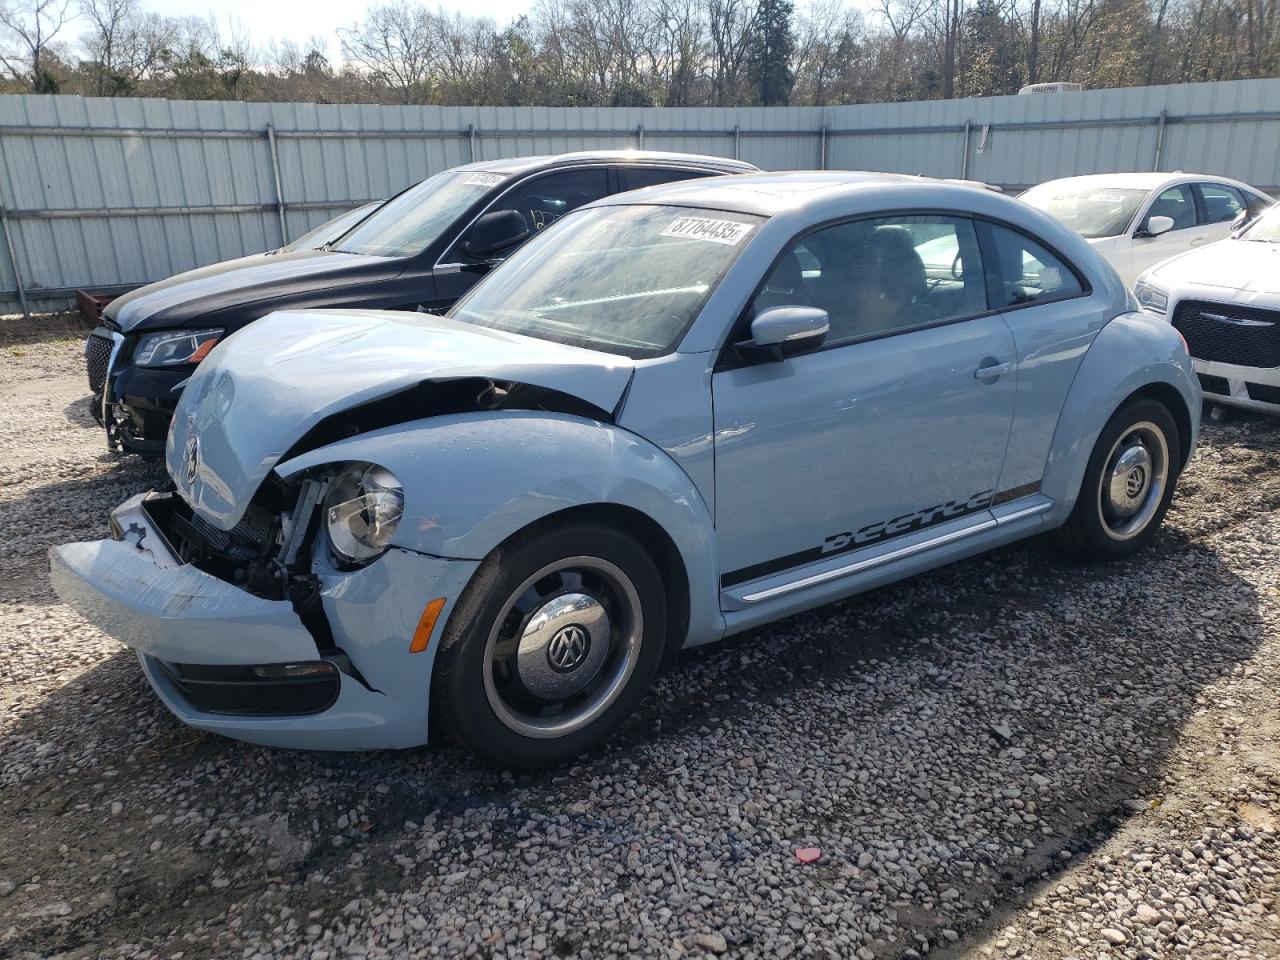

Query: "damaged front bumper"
(49, 493), (479, 750)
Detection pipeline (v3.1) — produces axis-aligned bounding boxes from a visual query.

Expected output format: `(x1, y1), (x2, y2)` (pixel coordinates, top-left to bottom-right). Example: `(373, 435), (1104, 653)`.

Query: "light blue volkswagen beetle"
(51, 172), (1200, 767)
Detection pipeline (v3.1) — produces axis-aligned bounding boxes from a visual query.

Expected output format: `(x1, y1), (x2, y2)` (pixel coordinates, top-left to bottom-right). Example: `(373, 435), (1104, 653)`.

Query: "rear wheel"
(432, 521), (666, 768)
(1054, 397), (1180, 560)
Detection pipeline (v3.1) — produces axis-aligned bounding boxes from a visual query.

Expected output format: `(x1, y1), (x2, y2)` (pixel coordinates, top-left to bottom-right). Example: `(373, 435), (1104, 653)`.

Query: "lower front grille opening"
(155, 660), (340, 716)
(1197, 373), (1231, 396)
(1246, 381), (1280, 405)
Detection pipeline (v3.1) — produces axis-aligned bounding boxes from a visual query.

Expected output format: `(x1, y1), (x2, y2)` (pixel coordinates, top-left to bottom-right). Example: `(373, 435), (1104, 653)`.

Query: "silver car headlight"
(323, 463), (404, 564)
(1133, 281), (1169, 316)
(133, 328), (224, 367)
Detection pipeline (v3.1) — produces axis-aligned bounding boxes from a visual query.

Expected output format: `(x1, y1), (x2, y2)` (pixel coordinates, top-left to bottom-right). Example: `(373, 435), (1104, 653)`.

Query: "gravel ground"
(2, 315), (1279, 960)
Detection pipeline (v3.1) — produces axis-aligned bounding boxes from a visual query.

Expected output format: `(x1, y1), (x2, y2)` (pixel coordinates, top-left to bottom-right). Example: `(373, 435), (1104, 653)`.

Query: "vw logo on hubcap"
(1125, 466), (1146, 499)
(546, 624), (590, 673)
(183, 434), (201, 484)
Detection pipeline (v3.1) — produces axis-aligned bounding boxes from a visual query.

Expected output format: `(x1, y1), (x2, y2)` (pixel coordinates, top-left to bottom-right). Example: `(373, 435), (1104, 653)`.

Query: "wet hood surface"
(105, 250), (400, 332)
(166, 309), (636, 529)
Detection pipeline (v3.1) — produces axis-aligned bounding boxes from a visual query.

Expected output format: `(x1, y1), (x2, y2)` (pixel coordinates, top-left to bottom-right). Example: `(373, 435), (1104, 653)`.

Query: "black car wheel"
(432, 520), (667, 768)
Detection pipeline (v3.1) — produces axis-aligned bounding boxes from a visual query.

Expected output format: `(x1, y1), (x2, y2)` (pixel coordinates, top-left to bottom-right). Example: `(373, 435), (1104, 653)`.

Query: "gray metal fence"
(2, 76), (1280, 316)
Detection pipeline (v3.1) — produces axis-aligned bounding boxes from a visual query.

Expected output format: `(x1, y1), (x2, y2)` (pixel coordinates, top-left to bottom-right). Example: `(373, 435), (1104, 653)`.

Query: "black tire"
(1053, 397), (1181, 560)
(431, 520), (667, 768)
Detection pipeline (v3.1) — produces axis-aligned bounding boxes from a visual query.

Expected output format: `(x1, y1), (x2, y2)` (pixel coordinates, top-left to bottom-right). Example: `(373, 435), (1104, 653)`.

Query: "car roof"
(589, 170), (1001, 218)
(458, 150), (759, 176)
(1030, 171), (1250, 192)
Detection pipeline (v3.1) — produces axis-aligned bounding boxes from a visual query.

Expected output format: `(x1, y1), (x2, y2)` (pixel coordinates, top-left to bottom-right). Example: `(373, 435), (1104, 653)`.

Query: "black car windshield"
(1019, 183), (1148, 238)
(280, 201), (380, 253)
(1241, 203), (1280, 242)
(335, 171), (507, 257)
(451, 204), (762, 358)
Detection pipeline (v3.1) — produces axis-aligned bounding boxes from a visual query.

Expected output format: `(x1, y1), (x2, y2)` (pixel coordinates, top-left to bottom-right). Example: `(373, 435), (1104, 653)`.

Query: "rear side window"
(619, 166), (712, 191)
(981, 222), (1085, 308)
(1195, 182), (1247, 223)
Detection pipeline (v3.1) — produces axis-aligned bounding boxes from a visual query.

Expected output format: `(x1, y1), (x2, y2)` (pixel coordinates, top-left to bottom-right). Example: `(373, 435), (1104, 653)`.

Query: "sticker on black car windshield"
(463, 173), (507, 187)
(660, 216), (754, 246)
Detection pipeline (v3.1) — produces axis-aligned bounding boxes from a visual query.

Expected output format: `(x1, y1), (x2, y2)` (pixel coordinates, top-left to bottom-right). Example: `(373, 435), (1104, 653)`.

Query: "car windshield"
(451, 204), (762, 358)
(1019, 183), (1149, 238)
(335, 171), (506, 257)
(1241, 204), (1280, 242)
(280, 201), (380, 253)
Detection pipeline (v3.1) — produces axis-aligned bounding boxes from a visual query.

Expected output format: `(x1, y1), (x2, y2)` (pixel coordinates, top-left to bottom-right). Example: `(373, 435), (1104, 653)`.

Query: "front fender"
(1042, 311), (1200, 519)
(276, 411), (725, 647)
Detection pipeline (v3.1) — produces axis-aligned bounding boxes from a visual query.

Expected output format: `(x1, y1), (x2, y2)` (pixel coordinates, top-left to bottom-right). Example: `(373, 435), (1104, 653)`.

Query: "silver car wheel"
(482, 556), (643, 739)
(1096, 421), (1169, 541)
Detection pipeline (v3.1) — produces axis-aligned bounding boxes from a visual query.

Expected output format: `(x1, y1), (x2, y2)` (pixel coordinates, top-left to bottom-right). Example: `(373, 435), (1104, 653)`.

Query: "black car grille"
(85, 333), (114, 393)
(1172, 300), (1280, 368)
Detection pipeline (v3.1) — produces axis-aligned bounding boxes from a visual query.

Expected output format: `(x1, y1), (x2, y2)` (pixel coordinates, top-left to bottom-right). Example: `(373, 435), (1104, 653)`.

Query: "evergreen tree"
(749, 0), (795, 105)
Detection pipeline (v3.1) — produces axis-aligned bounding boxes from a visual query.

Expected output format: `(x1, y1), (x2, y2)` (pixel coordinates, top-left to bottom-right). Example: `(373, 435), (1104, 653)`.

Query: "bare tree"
(79, 0), (172, 95)
(0, 0), (73, 90)
(706, 0), (756, 105)
(339, 1), (439, 103)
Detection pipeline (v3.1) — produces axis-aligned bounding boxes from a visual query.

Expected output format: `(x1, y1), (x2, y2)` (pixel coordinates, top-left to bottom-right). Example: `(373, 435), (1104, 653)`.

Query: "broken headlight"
(323, 463), (404, 564)
(132, 328), (224, 367)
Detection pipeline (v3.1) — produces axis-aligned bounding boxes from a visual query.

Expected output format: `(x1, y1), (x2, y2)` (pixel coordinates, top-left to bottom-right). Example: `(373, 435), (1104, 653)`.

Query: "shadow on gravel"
(1, 510), (1265, 956)
(0, 455), (163, 607)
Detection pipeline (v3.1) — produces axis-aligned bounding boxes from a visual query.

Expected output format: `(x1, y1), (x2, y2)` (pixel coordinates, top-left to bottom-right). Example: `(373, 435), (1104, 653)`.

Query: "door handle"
(1190, 237), (1209, 246)
(974, 359), (1012, 381)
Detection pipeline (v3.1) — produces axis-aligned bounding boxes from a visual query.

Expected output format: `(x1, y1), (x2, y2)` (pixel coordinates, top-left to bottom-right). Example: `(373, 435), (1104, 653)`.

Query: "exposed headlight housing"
(323, 463), (404, 564)
(1133, 281), (1169, 316)
(133, 328), (224, 367)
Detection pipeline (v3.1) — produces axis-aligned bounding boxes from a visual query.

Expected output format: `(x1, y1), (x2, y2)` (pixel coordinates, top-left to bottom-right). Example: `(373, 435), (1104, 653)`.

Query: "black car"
(85, 150), (757, 455)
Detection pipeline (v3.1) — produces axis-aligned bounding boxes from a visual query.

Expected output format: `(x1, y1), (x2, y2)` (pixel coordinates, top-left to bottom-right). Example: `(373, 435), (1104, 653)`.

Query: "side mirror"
(463, 209), (529, 259)
(739, 306), (829, 362)
(1138, 215), (1175, 238)
(1230, 210), (1252, 237)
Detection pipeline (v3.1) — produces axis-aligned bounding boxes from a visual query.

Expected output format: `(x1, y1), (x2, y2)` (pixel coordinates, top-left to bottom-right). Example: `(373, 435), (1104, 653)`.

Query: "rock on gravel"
(2, 324), (1280, 959)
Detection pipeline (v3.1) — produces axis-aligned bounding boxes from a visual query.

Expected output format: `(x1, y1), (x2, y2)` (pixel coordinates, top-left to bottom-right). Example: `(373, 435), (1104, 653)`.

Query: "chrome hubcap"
(483, 557), (642, 739)
(1097, 421), (1169, 540)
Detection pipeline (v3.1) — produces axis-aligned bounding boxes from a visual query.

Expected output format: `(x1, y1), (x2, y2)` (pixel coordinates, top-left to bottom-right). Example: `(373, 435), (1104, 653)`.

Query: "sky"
(150, 0), (534, 58)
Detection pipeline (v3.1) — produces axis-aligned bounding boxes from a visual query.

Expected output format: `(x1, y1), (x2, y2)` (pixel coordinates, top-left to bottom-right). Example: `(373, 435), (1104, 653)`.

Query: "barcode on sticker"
(660, 216), (754, 245)
(1088, 192), (1127, 204)
(463, 173), (507, 187)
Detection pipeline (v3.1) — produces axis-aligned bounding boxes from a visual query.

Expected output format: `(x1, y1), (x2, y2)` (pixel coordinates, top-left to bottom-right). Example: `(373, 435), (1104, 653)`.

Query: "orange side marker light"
(410, 598), (447, 653)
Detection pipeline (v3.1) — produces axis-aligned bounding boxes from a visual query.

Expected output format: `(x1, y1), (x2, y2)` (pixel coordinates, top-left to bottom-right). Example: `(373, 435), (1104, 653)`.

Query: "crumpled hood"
(1147, 238), (1280, 295)
(166, 309), (635, 529)
(105, 250), (397, 332)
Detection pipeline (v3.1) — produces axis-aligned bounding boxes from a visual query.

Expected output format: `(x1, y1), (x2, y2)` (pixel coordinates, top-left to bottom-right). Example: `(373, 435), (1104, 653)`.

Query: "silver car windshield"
(335, 171), (501, 257)
(450, 204), (763, 358)
(1242, 205), (1280, 242)
(1020, 184), (1148, 239)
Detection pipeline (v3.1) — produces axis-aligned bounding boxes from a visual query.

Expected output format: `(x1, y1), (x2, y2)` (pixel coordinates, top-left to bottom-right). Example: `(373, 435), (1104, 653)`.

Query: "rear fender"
(1042, 311), (1200, 521)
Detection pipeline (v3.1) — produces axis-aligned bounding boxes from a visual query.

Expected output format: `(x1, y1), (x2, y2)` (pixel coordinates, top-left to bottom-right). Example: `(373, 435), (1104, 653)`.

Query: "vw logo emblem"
(184, 434), (200, 484)
(546, 624), (590, 673)
(1125, 466), (1146, 499)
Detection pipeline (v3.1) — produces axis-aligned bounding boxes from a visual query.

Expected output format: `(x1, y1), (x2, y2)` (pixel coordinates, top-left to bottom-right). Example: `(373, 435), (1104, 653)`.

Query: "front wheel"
(1053, 397), (1181, 560)
(431, 521), (667, 768)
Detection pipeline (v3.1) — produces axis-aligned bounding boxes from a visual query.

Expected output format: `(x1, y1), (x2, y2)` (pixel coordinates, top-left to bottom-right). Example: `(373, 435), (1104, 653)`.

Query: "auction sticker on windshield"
(463, 173), (508, 187)
(660, 216), (755, 245)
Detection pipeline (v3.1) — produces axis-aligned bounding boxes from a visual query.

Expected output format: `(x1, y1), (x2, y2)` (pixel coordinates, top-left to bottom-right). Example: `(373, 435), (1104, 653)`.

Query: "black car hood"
(104, 249), (401, 332)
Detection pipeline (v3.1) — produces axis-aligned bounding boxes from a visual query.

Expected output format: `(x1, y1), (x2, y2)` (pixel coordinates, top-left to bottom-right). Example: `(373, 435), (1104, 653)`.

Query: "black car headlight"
(1133, 281), (1169, 316)
(323, 463), (404, 564)
(132, 328), (224, 367)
